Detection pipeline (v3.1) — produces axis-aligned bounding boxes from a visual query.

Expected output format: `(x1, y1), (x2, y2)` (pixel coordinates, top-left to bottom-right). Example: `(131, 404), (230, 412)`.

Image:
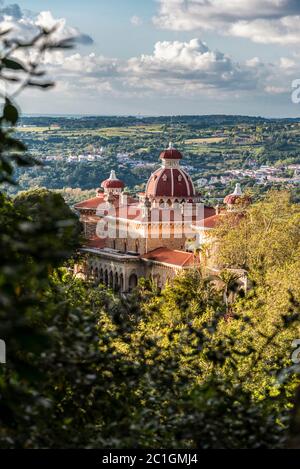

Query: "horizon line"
(20, 113), (300, 120)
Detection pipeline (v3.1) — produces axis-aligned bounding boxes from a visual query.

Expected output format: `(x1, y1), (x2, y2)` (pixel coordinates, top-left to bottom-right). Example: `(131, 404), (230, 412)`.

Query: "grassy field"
(17, 124), (164, 139)
(16, 126), (51, 132)
(185, 137), (227, 144)
(97, 125), (164, 137)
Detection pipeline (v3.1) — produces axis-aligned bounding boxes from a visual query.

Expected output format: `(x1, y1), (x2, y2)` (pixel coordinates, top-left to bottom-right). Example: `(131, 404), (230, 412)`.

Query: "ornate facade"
(74, 143), (247, 292)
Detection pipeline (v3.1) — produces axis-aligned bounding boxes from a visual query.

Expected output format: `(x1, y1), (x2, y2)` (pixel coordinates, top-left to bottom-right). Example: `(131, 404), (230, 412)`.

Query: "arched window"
(109, 271), (113, 288)
(120, 273), (124, 292)
(114, 272), (119, 291)
(128, 273), (138, 292)
(153, 274), (161, 288)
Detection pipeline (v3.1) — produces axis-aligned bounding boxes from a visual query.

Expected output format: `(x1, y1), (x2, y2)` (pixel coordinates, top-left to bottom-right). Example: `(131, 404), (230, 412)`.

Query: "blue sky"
(4, 0), (300, 116)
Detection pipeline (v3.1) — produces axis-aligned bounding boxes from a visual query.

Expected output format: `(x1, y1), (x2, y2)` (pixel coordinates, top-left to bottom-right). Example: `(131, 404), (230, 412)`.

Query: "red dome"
(224, 184), (251, 206)
(146, 167), (195, 198)
(224, 184), (242, 205)
(101, 170), (124, 190)
(160, 148), (183, 160)
(101, 179), (124, 189)
(224, 194), (240, 205)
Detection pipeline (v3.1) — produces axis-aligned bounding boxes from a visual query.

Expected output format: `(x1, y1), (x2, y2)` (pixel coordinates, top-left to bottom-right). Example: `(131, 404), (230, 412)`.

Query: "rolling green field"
(8, 115), (300, 205)
(185, 137), (227, 144)
(17, 124), (165, 139)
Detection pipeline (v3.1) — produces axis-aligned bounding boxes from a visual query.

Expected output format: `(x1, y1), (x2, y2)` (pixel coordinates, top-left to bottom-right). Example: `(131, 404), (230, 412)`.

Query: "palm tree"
(193, 243), (210, 270)
(208, 269), (242, 314)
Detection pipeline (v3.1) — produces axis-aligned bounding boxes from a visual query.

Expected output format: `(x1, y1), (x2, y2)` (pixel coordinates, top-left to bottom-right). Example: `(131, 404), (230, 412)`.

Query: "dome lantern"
(159, 142), (183, 165)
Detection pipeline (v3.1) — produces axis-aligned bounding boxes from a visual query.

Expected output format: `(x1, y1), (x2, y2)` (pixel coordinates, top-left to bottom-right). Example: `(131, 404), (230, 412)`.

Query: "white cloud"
(0, 3), (295, 106)
(0, 5), (93, 45)
(153, 0), (300, 45)
(35, 10), (61, 30)
(229, 16), (300, 45)
(246, 57), (262, 68)
(39, 38), (285, 101)
(124, 38), (257, 94)
(58, 52), (118, 76)
(279, 57), (296, 69)
(130, 15), (143, 26)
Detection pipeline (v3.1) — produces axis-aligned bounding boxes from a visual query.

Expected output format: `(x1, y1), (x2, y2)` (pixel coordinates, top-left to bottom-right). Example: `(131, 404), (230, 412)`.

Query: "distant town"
(7, 115), (300, 205)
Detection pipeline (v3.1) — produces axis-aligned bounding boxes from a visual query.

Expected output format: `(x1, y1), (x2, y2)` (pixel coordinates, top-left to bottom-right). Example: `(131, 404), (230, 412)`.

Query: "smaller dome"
(160, 142), (183, 160)
(224, 184), (251, 207)
(101, 170), (124, 189)
(224, 194), (240, 205)
(224, 183), (242, 205)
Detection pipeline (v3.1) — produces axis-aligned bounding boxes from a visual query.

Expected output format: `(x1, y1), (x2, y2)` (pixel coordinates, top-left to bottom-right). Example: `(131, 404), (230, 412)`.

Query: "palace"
(74, 143), (249, 292)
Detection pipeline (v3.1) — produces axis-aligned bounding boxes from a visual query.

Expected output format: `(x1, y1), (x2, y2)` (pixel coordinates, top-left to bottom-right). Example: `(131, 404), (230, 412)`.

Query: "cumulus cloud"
(46, 38), (256, 96)
(124, 38), (258, 94)
(0, 3), (93, 45)
(0, 3), (294, 105)
(229, 16), (300, 44)
(38, 37), (290, 101)
(153, 0), (300, 45)
(55, 52), (118, 78)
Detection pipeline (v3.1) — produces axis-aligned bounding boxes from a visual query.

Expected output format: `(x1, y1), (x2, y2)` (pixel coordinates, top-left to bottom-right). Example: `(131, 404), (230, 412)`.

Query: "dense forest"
(1, 186), (300, 448)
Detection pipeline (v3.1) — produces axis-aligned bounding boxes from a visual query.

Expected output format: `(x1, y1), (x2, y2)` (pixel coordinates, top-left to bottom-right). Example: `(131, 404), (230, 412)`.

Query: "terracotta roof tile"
(194, 211), (244, 229)
(198, 213), (223, 229)
(203, 206), (216, 219)
(74, 196), (106, 210)
(82, 236), (106, 249)
(75, 195), (137, 211)
(141, 247), (199, 267)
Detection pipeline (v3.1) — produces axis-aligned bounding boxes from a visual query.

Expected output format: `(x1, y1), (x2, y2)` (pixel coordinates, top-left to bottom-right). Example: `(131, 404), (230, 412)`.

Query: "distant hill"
(19, 114), (300, 130)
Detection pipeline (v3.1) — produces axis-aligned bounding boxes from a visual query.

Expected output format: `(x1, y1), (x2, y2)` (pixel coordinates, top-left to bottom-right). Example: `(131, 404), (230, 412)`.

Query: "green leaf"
(12, 154), (38, 167)
(5, 136), (26, 150)
(3, 99), (19, 125)
(2, 57), (27, 71)
(27, 81), (54, 89)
